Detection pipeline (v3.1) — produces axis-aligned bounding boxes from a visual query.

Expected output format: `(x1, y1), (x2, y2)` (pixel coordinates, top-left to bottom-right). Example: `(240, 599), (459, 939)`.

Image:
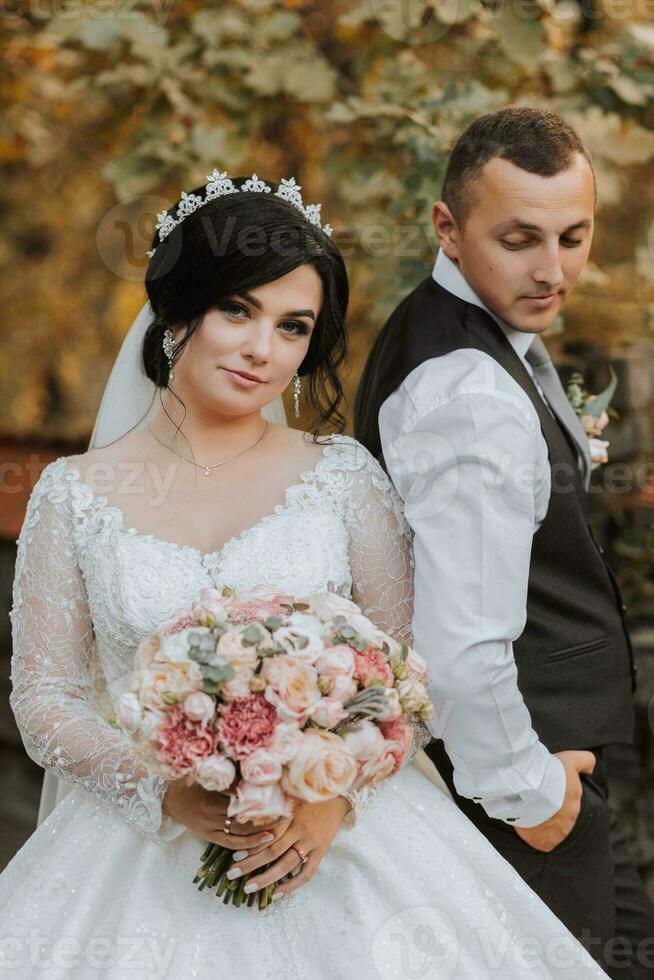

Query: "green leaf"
(491, 0), (546, 67)
(584, 366), (618, 418)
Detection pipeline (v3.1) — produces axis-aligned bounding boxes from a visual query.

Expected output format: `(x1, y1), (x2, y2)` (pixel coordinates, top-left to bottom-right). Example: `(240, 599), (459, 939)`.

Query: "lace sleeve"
(338, 441), (432, 825)
(8, 464), (185, 843)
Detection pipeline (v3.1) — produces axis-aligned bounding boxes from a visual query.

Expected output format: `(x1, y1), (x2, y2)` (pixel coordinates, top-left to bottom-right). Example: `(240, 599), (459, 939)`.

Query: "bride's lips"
(221, 368), (264, 389)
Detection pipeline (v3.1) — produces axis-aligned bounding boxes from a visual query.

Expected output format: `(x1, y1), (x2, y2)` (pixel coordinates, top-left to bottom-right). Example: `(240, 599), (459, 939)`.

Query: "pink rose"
(310, 696), (350, 728)
(241, 747), (283, 785)
(380, 718), (411, 770)
(227, 780), (294, 826)
(183, 691), (215, 725)
(352, 747), (397, 790)
(195, 755), (236, 792)
(264, 662), (321, 724)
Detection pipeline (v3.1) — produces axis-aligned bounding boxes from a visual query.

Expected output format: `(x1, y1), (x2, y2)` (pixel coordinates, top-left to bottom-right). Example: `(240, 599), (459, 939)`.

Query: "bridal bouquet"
(117, 585), (433, 910)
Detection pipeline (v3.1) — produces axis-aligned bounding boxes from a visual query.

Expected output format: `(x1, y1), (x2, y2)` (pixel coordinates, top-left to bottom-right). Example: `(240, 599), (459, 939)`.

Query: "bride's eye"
(279, 321), (309, 337)
(220, 301), (249, 320)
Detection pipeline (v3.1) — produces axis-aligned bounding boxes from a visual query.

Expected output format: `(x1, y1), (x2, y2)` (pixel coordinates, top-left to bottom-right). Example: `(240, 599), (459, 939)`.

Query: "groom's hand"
(513, 750), (596, 852)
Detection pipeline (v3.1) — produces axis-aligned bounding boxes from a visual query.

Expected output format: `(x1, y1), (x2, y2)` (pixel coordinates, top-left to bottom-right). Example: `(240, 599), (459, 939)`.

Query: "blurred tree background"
(1, 0), (653, 881)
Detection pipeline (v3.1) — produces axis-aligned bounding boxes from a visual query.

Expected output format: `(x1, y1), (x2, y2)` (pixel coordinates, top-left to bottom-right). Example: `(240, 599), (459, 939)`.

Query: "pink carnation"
(164, 612), (196, 636)
(354, 648), (394, 688)
(217, 695), (278, 760)
(227, 598), (290, 624)
(380, 718), (411, 771)
(154, 707), (218, 778)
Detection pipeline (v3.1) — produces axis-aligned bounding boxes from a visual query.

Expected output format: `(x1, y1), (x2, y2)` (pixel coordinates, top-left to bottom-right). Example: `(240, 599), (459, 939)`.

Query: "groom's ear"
(432, 201), (460, 261)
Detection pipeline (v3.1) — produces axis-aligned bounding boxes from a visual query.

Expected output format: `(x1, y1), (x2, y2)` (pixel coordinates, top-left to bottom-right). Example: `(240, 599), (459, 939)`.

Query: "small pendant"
(203, 466), (211, 476)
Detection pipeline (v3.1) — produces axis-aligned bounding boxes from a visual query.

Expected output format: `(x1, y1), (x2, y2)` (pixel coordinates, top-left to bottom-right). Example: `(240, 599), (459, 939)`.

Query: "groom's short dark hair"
(442, 106), (596, 227)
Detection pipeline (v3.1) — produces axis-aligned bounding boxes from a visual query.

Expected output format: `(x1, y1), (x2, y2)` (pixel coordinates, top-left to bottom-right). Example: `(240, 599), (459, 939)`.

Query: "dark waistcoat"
(355, 276), (636, 750)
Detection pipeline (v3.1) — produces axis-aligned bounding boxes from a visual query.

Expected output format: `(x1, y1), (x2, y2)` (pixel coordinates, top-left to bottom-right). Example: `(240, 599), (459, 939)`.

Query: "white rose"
(196, 755), (236, 793)
(281, 730), (357, 803)
(376, 687), (402, 721)
(589, 437), (609, 468)
(269, 723), (304, 764)
(273, 613), (324, 665)
(405, 648), (429, 681)
(241, 748), (283, 785)
(138, 660), (204, 710)
(217, 626), (260, 667)
(329, 675), (358, 703)
(306, 592), (361, 621)
(264, 662), (322, 724)
(340, 719), (386, 761)
(183, 691), (215, 724)
(315, 644), (355, 677)
(397, 678), (429, 713)
(260, 656), (291, 689)
(117, 692), (142, 733)
(221, 665), (255, 701)
(193, 591), (229, 626)
(310, 697), (350, 729)
(139, 708), (166, 740)
(156, 627), (210, 664)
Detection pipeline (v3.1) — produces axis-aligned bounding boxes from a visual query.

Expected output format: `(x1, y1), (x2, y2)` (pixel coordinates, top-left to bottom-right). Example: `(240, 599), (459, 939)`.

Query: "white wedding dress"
(2, 433), (607, 980)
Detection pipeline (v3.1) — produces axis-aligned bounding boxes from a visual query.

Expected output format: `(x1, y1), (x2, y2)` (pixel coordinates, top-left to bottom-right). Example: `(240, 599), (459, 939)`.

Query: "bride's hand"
(223, 796), (352, 900)
(162, 779), (290, 849)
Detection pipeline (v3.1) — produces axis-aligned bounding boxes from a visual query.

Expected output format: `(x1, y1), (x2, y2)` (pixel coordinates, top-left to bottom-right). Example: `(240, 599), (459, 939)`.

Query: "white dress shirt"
(378, 250), (567, 828)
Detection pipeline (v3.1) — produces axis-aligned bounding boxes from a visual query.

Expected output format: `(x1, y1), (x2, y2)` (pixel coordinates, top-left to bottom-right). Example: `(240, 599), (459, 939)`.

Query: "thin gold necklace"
(147, 419), (270, 477)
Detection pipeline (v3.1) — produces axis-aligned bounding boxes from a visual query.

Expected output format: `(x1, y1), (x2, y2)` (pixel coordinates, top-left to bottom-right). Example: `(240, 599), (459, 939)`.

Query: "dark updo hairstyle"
(142, 176), (349, 439)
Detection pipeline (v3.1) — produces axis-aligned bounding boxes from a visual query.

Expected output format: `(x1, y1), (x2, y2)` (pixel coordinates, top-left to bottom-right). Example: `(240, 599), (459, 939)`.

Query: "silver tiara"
(146, 171), (333, 258)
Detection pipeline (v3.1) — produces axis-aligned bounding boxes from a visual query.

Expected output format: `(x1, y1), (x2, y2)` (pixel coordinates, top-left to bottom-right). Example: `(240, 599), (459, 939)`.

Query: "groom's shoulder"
(384, 275), (473, 349)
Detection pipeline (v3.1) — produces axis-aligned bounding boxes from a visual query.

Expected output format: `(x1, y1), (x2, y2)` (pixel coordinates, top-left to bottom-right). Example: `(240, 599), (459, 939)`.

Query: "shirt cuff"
(480, 754), (567, 828)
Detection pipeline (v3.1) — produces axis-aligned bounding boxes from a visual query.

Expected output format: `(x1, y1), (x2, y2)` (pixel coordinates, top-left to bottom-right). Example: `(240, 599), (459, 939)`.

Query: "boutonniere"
(566, 367), (618, 470)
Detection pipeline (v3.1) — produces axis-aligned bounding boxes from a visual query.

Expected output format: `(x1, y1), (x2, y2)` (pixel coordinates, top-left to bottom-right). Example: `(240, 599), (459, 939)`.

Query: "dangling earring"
(162, 328), (175, 381)
(293, 372), (301, 418)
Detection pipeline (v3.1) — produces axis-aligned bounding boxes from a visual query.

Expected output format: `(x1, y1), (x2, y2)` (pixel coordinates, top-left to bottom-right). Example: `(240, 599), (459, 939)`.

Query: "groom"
(355, 107), (654, 977)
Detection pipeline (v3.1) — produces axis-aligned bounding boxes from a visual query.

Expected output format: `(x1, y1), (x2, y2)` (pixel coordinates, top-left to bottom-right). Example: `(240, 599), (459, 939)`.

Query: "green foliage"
(2, 0), (654, 437)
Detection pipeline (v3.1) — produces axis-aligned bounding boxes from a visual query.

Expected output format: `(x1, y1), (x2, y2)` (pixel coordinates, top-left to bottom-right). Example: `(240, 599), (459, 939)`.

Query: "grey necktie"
(525, 337), (592, 491)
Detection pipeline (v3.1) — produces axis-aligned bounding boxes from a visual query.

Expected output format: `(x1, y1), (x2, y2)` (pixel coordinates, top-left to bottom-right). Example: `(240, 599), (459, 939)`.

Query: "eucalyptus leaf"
(583, 367), (618, 418)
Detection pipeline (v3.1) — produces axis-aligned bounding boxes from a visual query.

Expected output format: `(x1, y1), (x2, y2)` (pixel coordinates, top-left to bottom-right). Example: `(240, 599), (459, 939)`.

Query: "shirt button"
(506, 817), (518, 823)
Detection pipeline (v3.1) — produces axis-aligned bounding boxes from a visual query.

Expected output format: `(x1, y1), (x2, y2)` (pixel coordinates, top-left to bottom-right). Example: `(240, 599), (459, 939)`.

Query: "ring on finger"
(290, 843), (309, 870)
(223, 817), (232, 835)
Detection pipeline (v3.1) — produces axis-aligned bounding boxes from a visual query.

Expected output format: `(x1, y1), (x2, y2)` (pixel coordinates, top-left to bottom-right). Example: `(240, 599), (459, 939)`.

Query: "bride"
(2, 172), (607, 979)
